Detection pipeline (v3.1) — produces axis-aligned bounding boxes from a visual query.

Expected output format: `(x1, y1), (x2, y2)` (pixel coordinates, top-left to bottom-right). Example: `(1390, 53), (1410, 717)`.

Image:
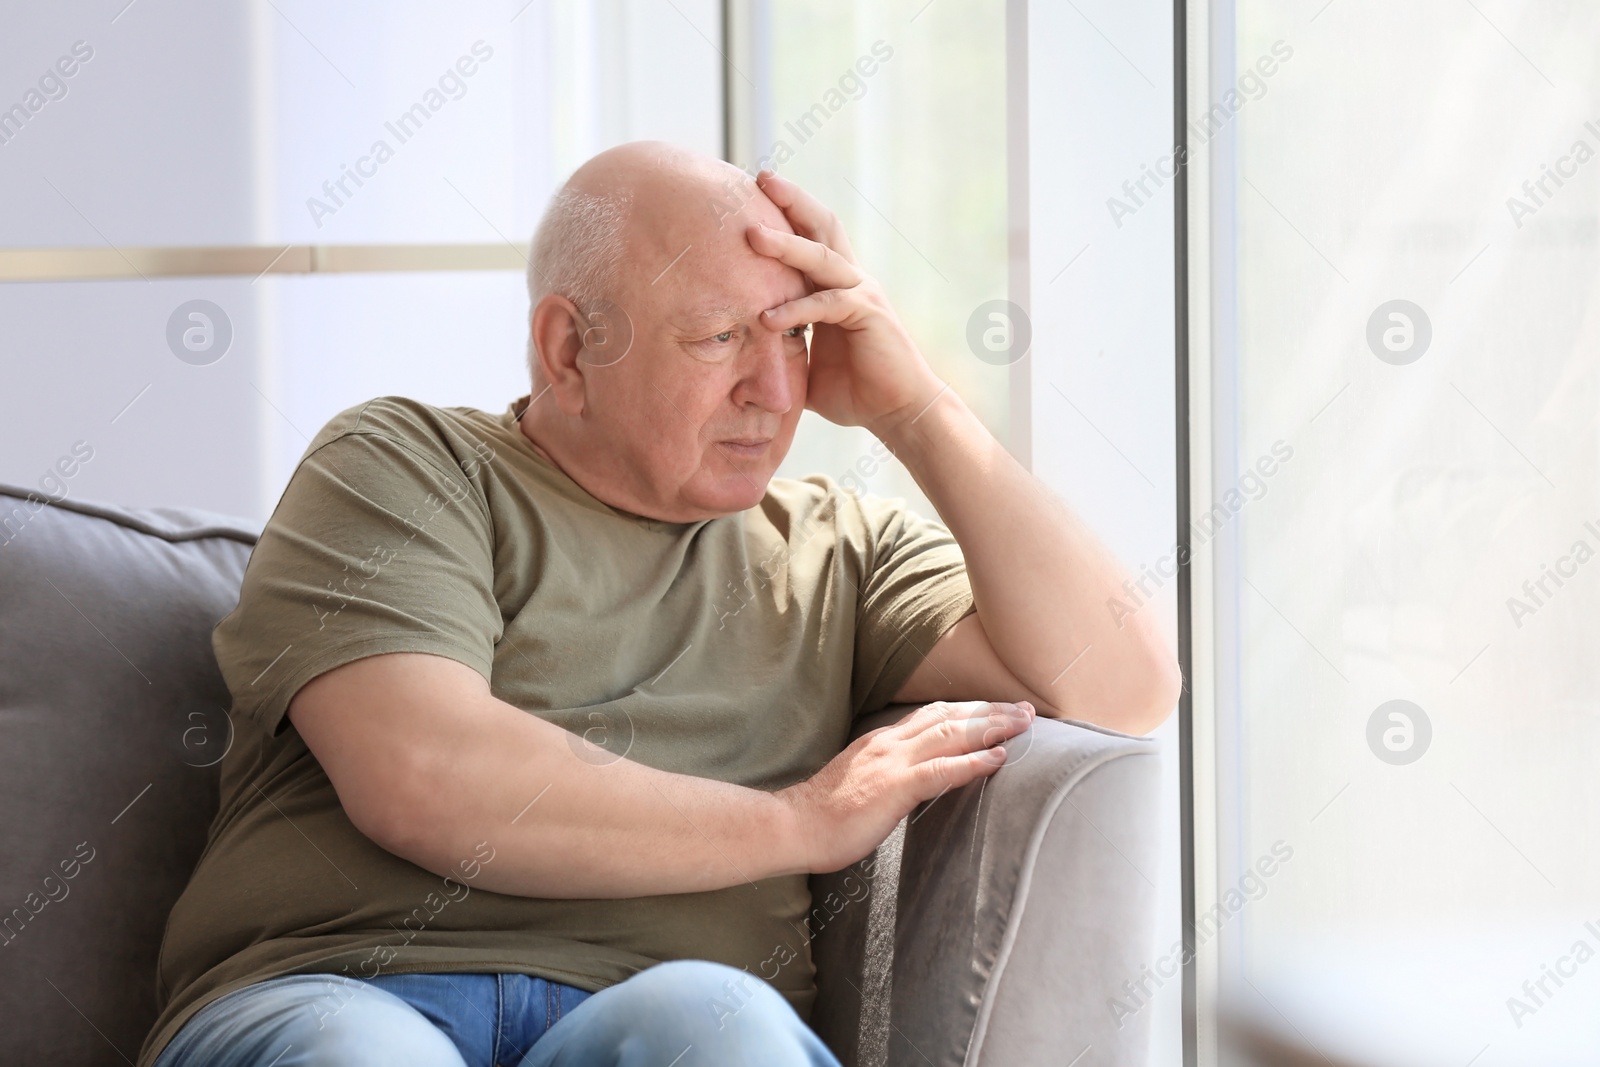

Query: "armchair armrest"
(808, 704), (1163, 1067)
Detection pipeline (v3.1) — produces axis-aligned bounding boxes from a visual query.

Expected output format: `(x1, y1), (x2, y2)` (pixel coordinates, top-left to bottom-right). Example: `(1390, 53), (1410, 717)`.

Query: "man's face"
(580, 178), (812, 522)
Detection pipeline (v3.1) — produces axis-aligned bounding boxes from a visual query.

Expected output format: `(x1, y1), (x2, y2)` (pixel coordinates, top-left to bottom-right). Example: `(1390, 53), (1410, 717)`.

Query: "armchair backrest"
(0, 484), (256, 1066)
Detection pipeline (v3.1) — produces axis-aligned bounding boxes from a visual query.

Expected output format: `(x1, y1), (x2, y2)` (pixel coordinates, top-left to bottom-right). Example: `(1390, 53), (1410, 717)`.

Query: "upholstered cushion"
(0, 484), (256, 1066)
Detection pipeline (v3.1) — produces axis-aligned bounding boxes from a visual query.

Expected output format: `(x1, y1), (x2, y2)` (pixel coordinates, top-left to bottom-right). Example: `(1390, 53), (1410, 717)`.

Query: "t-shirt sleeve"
(214, 429), (502, 736)
(849, 493), (976, 717)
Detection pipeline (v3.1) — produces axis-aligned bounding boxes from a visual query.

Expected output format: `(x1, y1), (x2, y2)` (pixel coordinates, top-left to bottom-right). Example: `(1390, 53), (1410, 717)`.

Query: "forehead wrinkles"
(621, 175), (802, 323)
(679, 303), (744, 326)
(663, 260), (808, 335)
(633, 168), (793, 261)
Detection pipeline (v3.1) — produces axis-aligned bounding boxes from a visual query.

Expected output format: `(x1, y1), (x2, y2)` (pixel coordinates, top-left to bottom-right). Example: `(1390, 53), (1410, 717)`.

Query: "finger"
(889, 700), (987, 737)
(905, 700), (1033, 732)
(746, 223), (861, 292)
(898, 700), (1013, 734)
(755, 169), (858, 263)
(758, 288), (861, 334)
(915, 747), (1008, 800)
(905, 702), (1032, 760)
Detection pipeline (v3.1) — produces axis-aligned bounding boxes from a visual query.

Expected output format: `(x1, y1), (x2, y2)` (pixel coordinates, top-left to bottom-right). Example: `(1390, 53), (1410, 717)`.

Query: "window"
(1198, 2), (1600, 1062)
(0, 0), (722, 518)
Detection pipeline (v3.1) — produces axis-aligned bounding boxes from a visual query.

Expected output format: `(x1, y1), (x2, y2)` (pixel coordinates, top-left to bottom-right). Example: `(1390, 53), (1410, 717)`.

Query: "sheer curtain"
(1207, 2), (1600, 1062)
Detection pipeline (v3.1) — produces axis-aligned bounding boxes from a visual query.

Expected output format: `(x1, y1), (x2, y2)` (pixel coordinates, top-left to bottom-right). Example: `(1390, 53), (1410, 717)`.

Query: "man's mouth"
(718, 437), (773, 458)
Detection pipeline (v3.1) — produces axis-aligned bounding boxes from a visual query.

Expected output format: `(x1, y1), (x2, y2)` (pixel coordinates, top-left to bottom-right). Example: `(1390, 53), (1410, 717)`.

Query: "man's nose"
(734, 330), (795, 414)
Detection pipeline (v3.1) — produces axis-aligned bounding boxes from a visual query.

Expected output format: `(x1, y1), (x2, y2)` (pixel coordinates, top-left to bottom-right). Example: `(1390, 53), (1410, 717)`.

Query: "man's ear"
(530, 294), (589, 417)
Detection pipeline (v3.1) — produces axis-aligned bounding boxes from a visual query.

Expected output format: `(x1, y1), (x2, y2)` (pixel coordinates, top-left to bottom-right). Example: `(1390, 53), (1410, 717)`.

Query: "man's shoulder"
(761, 473), (913, 540)
(302, 395), (509, 475)
(763, 473), (843, 520)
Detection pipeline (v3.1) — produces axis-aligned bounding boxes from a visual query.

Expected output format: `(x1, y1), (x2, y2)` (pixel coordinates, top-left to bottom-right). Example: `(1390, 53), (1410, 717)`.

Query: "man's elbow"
(1126, 648), (1182, 735)
(333, 744), (447, 871)
(1036, 647), (1180, 736)
(1058, 635), (1181, 736)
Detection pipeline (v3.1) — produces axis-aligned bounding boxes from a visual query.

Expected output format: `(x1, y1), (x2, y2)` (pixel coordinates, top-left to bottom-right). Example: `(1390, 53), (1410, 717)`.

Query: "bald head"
(526, 142), (769, 350)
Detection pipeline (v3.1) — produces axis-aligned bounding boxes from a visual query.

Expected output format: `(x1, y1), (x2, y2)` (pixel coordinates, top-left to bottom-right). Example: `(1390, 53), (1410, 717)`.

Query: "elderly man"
(138, 141), (1178, 1067)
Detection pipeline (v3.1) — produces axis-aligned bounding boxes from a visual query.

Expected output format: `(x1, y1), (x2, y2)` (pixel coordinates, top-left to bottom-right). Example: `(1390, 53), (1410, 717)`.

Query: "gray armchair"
(0, 483), (1162, 1066)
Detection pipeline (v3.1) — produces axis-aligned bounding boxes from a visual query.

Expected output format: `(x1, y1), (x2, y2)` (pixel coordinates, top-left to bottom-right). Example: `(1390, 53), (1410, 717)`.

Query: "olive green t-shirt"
(138, 395), (975, 1067)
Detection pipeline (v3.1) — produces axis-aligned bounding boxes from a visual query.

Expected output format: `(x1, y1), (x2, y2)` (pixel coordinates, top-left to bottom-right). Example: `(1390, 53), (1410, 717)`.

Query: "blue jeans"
(151, 960), (841, 1066)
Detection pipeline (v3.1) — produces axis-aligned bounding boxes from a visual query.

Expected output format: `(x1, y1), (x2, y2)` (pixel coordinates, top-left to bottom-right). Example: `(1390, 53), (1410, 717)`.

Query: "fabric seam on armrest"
(962, 742), (1158, 1067)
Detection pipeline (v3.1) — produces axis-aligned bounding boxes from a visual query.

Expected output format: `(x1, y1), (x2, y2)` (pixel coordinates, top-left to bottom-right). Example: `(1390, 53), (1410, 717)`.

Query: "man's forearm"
(299, 653), (1026, 905)
(879, 385), (1180, 732)
(399, 697), (807, 899)
(301, 654), (806, 900)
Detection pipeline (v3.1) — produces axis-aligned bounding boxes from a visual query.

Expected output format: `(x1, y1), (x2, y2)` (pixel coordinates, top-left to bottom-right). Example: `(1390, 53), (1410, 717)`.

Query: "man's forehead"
(653, 229), (804, 299)
(624, 172), (804, 317)
(666, 270), (805, 324)
(634, 196), (790, 256)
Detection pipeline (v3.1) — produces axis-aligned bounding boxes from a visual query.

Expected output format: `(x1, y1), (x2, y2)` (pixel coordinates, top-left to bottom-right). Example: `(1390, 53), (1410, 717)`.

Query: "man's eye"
(711, 331), (735, 344)
(783, 324), (808, 338)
